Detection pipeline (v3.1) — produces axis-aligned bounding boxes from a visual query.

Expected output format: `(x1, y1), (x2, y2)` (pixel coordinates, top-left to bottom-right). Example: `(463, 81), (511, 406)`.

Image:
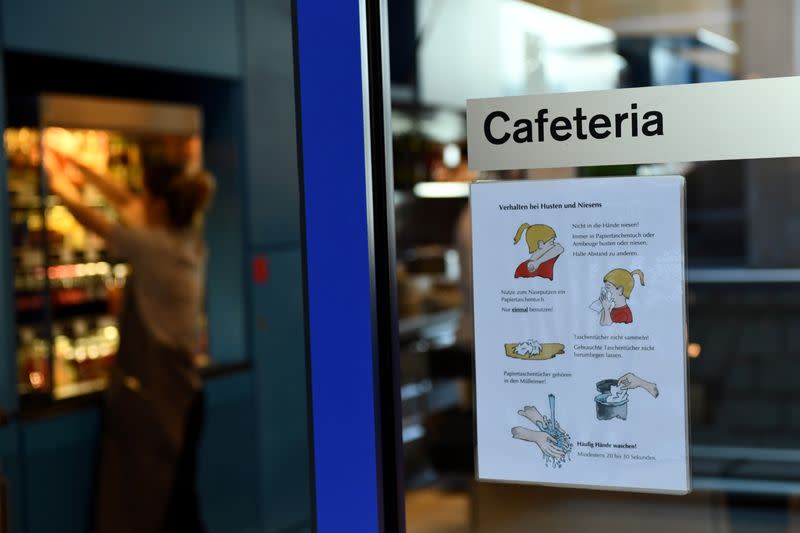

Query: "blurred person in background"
(44, 130), (214, 533)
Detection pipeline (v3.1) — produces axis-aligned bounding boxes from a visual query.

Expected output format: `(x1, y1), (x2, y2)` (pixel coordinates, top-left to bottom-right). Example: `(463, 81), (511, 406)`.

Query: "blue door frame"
(295, 0), (404, 531)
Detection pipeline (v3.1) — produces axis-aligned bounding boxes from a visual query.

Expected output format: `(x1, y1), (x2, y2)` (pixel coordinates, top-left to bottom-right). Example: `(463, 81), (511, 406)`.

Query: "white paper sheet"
(471, 175), (689, 494)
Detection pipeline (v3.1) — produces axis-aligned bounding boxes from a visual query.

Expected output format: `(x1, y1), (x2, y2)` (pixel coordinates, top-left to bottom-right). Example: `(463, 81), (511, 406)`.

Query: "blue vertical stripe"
(295, 1), (380, 532)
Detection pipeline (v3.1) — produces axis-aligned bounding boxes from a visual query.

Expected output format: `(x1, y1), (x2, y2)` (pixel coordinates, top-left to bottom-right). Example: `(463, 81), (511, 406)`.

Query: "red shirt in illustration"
(514, 256), (559, 280)
(610, 305), (634, 324)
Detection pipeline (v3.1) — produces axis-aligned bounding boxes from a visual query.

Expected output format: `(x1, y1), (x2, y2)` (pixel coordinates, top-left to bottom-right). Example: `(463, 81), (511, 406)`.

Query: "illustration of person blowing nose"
(590, 268), (645, 325)
(513, 223), (564, 280)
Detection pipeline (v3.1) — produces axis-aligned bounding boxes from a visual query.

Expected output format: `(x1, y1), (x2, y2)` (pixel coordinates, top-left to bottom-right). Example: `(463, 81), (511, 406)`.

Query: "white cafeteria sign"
(470, 176), (689, 494)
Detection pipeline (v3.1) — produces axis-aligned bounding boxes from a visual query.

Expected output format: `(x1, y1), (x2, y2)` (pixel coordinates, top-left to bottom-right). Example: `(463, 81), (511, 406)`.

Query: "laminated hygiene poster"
(471, 176), (689, 494)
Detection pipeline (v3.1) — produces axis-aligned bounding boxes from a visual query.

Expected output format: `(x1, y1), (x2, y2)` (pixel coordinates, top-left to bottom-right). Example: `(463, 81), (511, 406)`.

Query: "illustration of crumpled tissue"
(514, 339), (542, 356)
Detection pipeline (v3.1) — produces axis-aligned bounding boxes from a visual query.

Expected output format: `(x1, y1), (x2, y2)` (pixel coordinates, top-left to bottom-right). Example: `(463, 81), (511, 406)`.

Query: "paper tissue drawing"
(504, 339), (566, 361)
(589, 268), (645, 325)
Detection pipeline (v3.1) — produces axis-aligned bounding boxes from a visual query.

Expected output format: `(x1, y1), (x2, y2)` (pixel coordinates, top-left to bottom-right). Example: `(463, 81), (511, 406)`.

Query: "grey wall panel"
(13, 372), (260, 533)
(20, 410), (100, 533)
(241, 0), (302, 247)
(2, 0), (241, 78)
(0, 424), (22, 533)
(240, 2), (311, 531)
(199, 372), (261, 532)
(203, 84), (248, 364)
(250, 248), (311, 533)
(17, 372), (261, 533)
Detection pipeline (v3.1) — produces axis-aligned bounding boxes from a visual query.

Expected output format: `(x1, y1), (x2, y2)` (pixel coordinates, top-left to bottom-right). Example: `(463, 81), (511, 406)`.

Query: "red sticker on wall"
(252, 256), (269, 284)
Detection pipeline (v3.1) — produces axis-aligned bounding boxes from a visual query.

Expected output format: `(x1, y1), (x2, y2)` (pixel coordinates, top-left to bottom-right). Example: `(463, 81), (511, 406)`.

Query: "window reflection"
(390, 0), (800, 530)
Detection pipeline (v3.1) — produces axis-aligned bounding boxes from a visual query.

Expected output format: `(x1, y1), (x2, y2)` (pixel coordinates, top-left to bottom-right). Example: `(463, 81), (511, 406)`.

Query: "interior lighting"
(502, 1), (615, 50)
(413, 181), (470, 199)
(29, 372), (44, 388)
(688, 342), (702, 358)
(697, 28), (739, 55)
(442, 143), (462, 168)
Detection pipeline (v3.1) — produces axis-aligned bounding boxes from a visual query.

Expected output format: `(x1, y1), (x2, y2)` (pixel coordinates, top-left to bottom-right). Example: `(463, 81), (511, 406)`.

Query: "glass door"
(384, 1), (800, 532)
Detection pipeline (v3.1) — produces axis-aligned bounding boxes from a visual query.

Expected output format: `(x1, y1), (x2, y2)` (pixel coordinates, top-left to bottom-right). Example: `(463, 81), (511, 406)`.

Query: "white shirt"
(108, 224), (206, 353)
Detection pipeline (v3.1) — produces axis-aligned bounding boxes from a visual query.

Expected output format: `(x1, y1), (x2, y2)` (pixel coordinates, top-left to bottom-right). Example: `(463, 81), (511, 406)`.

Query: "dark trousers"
(162, 392), (206, 533)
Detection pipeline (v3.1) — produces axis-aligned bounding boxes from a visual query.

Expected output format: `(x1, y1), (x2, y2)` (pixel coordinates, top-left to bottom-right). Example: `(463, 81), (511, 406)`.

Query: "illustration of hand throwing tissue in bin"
(589, 268), (645, 325)
(513, 223), (564, 280)
(595, 373), (659, 421)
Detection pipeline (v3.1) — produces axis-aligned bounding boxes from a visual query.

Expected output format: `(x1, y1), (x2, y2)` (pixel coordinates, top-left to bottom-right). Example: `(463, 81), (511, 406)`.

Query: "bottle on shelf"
(17, 327), (50, 392)
(53, 325), (78, 390)
(9, 126), (199, 400)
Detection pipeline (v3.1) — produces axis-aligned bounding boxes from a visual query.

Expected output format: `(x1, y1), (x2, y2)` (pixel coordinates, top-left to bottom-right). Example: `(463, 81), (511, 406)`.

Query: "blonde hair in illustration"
(513, 224), (556, 253)
(604, 269), (645, 298)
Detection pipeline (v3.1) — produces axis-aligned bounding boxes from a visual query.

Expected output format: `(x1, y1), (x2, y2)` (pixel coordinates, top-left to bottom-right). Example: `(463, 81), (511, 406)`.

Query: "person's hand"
(536, 417), (570, 446)
(618, 373), (646, 390)
(517, 405), (544, 426)
(45, 147), (86, 185)
(43, 150), (64, 177)
(600, 289), (614, 311)
(511, 427), (565, 459)
(619, 373), (659, 398)
(63, 159), (86, 187)
(527, 259), (541, 272)
(44, 128), (87, 182)
(47, 161), (82, 204)
(43, 128), (79, 157)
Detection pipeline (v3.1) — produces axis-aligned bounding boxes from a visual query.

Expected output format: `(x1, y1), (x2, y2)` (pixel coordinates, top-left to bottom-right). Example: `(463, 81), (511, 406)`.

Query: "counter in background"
(399, 309), (474, 487)
(14, 359), (251, 422)
(6, 362), (258, 533)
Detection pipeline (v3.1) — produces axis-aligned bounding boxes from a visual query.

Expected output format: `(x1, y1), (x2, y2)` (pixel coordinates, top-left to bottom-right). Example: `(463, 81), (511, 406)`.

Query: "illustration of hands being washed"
(511, 394), (572, 468)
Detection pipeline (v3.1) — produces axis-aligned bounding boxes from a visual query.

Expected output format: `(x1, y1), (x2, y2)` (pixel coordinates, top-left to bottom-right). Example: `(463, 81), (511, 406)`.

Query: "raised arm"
(45, 153), (113, 239)
(530, 241), (564, 264)
(53, 150), (134, 207)
(48, 149), (144, 226)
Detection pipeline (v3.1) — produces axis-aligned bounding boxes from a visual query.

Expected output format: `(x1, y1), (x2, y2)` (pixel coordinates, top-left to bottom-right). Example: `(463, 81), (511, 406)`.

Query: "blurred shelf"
(9, 196), (111, 210)
(16, 299), (111, 325)
(17, 358), (252, 421)
(694, 445), (800, 463)
(399, 309), (462, 340)
(692, 477), (800, 496)
(689, 268), (800, 284)
(53, 377), (108, 401)
(686, 208), (745, 223)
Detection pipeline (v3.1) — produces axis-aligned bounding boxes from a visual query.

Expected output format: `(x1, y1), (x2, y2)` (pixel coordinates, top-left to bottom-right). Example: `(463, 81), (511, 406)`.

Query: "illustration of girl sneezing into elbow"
(513, 223), (564, 280)
(590, 268), (645, 325)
